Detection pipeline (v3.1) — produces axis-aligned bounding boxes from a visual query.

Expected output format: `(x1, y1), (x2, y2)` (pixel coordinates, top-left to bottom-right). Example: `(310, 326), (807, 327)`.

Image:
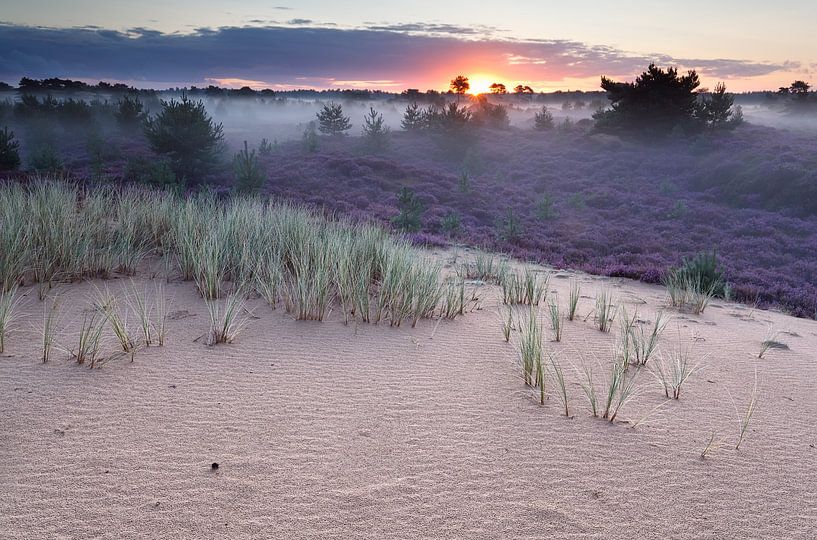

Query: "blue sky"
(0, 1), (813, 90)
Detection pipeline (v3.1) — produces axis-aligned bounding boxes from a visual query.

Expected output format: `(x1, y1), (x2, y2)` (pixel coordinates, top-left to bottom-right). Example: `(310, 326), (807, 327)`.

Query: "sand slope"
(2, 253), (816, 539)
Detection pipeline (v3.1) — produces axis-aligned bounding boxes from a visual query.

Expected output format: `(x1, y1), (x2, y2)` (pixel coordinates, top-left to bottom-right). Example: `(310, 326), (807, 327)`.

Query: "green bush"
(667, 250), (727, 298)
(440, 211), (462, 236)
(143, 94), (224, 180)
(392, 187), (424, 232)
(362, 107), (390, 152)
(497, 207), (523, 243)
(115, 95), (146, 127)
(0, 126), (21, 171)
(534, 106), (555, 130)
(536, 195), (557, 219)
(124, 156), (179, 188)
(316, 102), (352, 135)
(28, 144), (63, 173)
(302, 122), (319, 152)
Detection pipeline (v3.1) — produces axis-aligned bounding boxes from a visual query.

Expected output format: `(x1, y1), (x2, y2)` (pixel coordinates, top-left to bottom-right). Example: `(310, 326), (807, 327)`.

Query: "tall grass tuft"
(650, 336), (703, 400)
(602, 358), (639, 423)
(0, 286), (21, 353)
(629, 312), (669, 366)
(95, 287), (138, 361)
(551, 356), (570, 416)
(517, 308), (543, 387)
(205, 292), (249, 346)
(153, 282), (171, 346)
(567, 279), (581, 321)
(665, 272), (716, 315)
(548, 298), (562, 342)
(502, 267), (547, 306)
(41, 296), (62, 363)
(500, 305), (514, 342)
(594, 289), (616, 332)
(577, 361), (599, 417)
(73, 308), (106, 367)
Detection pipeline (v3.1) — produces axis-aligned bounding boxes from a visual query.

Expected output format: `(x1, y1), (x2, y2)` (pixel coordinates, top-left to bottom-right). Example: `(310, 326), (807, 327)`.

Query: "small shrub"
(0, 126), (21, 170)
(440, 211), (462, 236)
(302, 122), (319, 152)
(496, 207), (523, 243)
(28, 144), (64, 173)
(458, 171), (471, 193)
(392, 187), (425, 232)
(258, 138), (277, 155)
(115, 95), (146, 126)
(205, 293), (249, 346)
(362, 107), (390, 151)
(401, 102), (427, 131)
(536, 195), (557, 219)
(233, 140), (266, 193)
(534, 106), (555, 130)
(124, 156), (179, 188)
(316, 102), (352, 135)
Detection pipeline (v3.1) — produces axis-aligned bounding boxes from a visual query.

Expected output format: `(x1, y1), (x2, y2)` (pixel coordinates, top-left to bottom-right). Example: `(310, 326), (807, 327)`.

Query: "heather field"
(6, 104), (816, 318)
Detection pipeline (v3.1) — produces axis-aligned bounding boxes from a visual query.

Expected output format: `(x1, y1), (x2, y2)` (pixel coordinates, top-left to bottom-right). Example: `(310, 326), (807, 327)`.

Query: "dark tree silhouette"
(700, 82), (740, 129)
(513, 85), (534, 94)
(489, 83), (507, 94)
(0, 126), (21, 171)
(143, 94), (224, 180)
(450, 75), (470, 100)
(534, 106), (555, 130)
(316, 102), (352, 135)
(593, 64), (703, 136)
(362, 107), (390, 151)
(401, 102), (427, 131)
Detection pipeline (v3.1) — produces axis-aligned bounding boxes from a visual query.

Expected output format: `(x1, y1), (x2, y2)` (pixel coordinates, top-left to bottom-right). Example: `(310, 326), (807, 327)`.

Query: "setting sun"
(466, 75), (500, 94)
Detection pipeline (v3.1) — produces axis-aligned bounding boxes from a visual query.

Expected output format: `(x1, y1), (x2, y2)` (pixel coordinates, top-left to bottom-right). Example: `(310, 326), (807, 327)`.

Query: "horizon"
(1, 0), (814, 92)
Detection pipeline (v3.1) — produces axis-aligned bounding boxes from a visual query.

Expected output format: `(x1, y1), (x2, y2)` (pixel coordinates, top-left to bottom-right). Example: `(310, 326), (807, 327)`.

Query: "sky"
(0, 0), (814, 92)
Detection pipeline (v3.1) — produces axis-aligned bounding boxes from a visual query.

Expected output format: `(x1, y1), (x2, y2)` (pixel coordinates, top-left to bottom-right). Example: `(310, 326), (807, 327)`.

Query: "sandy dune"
(2, 251), (816, 539)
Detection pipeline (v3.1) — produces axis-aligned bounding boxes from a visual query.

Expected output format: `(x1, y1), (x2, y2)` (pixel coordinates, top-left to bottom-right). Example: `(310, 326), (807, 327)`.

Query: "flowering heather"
(4, 116), (817, 317)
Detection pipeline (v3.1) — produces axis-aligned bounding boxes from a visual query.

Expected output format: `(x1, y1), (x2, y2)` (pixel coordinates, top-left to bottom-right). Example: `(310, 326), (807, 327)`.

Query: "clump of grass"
(665, 272), (716, 315)
(95, 287), (138, 361)
(500, 305), (514, 342)
(733, 372), (760, 450)
(502, 267), (548, 306)
(577, 361), (599, 417)
(650, 336), (703, 399)
(602, 354), (639, 423)
(41, 295), (62, 363)
(567, 279), (580, 321)
(535, 350), (546, 405)
(440, 277), (466, 319)
(128, 280), (154, 346)
(758, 327), (784, 359)
(459, 251), (506, 283)
(0, 286), (21, 353)
(205, 292), (249, 346)
(550, 356), (569, 416)
(629, 311), (669, 366)
(594, 289), (616, 332)
(73, 308), (106, 367)
(517, 308), (543, 387)
(548, 298), (562, 342)
(153, 282), (171, 346)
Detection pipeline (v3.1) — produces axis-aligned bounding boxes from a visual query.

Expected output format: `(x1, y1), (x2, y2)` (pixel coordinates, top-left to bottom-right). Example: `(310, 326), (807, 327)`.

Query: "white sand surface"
(2, 253), (816, 539)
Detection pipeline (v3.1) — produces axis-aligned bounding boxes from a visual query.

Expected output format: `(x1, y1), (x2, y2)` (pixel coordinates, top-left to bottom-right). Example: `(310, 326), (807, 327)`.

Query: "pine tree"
(316, 102), (352, 135)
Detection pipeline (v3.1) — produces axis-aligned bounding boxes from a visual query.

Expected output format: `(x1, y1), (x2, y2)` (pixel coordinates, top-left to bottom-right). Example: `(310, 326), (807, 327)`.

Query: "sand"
(2, 251), (816, 539)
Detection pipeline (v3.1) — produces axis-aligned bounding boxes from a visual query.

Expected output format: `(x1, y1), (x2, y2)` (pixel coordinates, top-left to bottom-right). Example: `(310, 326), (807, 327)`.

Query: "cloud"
(0, 22), (798, 90)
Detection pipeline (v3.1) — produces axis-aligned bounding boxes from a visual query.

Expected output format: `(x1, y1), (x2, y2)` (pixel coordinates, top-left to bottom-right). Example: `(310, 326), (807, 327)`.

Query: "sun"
(466, 75), (498, 95)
